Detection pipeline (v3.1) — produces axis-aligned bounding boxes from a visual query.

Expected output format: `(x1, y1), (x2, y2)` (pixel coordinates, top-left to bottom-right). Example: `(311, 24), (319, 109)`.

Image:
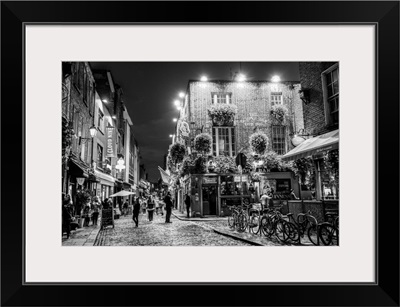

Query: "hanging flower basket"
(194, 133), (212, 155)
(271, 104), (288, 123)
(170, 143), (186, 164)
(249, 132), (269, 155)
(207, 104), (237, 126)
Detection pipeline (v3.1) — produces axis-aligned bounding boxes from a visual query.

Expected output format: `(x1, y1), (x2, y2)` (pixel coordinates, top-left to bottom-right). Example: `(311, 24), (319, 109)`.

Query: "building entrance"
(202, 185), (217, 215)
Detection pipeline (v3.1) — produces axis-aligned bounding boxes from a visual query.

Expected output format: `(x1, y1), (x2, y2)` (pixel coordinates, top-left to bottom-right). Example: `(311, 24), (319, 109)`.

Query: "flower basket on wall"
(170, 143), (186, 164)
(194, 133), (212, 155)
(207, 104), (237, 126)
(271, 104), (289, 124)
(249, 132), (269, 155)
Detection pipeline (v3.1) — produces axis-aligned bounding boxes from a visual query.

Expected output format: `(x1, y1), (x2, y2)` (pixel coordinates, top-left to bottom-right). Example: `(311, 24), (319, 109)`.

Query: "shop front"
(281, 129), (339, 222)
(185, 171), (298, 217)
(94, 169), (115, 202)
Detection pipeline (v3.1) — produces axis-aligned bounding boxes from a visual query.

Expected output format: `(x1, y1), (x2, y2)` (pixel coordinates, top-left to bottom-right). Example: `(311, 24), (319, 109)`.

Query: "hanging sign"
(77, 177), (85, 185)
(106, 125), (115, 157)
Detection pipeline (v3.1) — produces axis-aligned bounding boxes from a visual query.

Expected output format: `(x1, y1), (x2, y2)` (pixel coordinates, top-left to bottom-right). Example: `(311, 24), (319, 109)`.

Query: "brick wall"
(187, 80), (303, 155)
(298, 62), (338, 136)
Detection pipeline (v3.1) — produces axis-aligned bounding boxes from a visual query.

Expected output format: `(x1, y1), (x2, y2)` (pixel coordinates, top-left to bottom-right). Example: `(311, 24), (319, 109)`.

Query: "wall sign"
(106, 125), (115, 157)
(203, 177), (217, 184)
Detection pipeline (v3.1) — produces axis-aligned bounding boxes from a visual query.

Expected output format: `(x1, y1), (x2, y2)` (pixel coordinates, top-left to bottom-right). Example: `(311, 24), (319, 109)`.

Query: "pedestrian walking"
(82, 204), (91, 227)
(132, 196), (140, 227)
(155, 195), (160, 215)
(164, 192), (173, 223)
(185, 193), (191, 218)
(147, 195), (155, 222)
(91, 197), (100, 226)
(123, 199), (129, 216)
(141, 197), (147, 214)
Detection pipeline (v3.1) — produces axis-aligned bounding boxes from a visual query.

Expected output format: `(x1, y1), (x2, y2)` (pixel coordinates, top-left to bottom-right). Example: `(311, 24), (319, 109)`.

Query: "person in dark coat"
(164, 192), (173, 223)
(184, 193), (191, 218)
(132, 197), (141, 227)
(62, 194), (73, 239)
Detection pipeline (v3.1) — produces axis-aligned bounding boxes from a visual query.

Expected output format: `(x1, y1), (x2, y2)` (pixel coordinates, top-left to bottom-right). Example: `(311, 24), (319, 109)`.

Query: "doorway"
(202, 185), (217, 215)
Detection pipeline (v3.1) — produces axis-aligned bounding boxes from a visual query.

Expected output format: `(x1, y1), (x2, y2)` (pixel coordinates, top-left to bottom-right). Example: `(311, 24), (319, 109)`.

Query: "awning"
(69, 155), (89, 178)
(94, 170), (115, 186)
(281, 129), (339, 161)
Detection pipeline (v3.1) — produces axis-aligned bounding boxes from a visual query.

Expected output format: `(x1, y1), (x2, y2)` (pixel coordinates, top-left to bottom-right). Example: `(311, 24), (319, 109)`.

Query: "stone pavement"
(172, 210), (315, 246)
(62, 223), (102, 246)
(94, 211), (252, 246)
(62, 209), (316, 246)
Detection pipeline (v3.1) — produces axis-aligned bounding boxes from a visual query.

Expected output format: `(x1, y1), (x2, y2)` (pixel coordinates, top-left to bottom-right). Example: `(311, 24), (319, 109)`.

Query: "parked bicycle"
(318, 212), (339, 245)
(283, 211), (319, 245)
(227, 205), (248, 232)
(259, 208), (290, 243)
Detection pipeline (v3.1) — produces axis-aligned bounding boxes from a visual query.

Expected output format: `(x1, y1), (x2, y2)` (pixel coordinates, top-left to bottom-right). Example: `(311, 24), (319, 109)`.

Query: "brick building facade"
(298, 62), (339, 136)
(181, 80), (304, 156)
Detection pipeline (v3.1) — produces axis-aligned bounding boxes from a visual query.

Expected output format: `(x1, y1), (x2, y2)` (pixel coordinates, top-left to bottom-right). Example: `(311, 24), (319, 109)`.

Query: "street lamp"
(178, 92), (185, 98)
(271, 75), (281, 82)
(200, 75), (208, 82)
(173, 118), (177, 122)
(78, 125), (97, 145)
(174, 100), (180, 106)
(236, 73), (246, 82)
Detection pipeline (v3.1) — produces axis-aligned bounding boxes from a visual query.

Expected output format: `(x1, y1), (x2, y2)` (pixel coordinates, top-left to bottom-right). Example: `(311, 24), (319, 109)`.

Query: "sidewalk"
(62, 223), (101, 246)
(172, 210), (314, 246)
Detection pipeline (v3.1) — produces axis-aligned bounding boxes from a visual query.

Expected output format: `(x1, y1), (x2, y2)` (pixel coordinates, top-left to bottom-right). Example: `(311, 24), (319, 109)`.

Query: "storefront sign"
(106, 125), (115, 157)
(234, 175), (248, 182)
(203, 177), (217, 184)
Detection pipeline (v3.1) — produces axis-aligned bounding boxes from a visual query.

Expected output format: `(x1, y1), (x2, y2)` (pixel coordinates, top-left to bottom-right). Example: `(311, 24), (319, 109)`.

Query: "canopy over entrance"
(281, 129), (339, 161)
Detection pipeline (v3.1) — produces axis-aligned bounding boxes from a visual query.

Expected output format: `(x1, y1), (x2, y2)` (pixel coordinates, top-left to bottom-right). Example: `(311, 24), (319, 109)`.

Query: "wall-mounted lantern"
(299, 89), (311, 104)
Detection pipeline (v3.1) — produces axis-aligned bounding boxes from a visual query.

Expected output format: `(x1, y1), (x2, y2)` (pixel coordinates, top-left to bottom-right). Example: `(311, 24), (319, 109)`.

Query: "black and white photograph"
(62, 61), (339, 247)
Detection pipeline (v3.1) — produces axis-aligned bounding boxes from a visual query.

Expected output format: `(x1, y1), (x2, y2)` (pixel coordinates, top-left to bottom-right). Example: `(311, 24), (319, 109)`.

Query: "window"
(98, 110), (104, 133)
(272, 126), (286, 155)
(322, 64), (339, 125)
(212, 92), (232, 104)
(212, 127), (236, 156)
(97, 144), (103, 167)
(270, 92), (283, 105)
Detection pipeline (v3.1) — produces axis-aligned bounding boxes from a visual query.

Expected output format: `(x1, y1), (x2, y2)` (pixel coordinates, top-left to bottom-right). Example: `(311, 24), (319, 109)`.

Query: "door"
(202, 185), (217, 215)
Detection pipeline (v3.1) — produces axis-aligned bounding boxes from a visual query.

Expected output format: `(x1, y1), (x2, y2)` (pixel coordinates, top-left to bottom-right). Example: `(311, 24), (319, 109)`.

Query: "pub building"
(178, 170), (299, 217)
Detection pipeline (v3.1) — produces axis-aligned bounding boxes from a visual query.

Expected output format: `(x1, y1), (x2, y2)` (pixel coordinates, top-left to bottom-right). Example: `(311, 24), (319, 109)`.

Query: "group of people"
(131, 192), (174, 227)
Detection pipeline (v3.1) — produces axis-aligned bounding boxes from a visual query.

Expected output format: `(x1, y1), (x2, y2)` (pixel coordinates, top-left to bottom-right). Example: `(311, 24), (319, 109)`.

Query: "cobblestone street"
(94, 212), (253, 246)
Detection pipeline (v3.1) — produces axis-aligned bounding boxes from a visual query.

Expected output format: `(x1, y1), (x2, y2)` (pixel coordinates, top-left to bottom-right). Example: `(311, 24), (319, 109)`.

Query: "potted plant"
(271, 104), (289, 123)
(194, 133), (212, 155)
(207, 104), (238, 126)
(249, 132), (269, 155)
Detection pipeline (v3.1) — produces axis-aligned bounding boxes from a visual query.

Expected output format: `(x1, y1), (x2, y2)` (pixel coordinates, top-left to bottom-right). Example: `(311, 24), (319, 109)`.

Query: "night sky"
(90, 62), (300, 182)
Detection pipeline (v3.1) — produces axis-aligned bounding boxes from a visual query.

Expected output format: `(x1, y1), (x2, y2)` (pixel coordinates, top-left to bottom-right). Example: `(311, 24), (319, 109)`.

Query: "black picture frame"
(1, 1), (399, 306)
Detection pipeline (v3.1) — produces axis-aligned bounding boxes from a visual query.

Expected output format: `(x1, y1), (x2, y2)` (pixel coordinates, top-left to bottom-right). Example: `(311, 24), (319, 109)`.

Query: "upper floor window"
(97, 144), (103, 166)
(98, 110), (104, 133)
(212, 127), (236, 157)
(322, 64), (339, 125)
(212, 92), (232, 104)
(272, 125), (286, 155)
(271, 92), (283, 105)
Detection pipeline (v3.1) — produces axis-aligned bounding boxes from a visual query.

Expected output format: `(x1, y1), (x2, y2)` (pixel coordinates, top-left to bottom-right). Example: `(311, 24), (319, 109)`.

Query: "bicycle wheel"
(261, 216), (274, 237)
(249, 214), (260, 234)
(275, 220), (289, 243)
(285, 222), (299, 243)
(237, 214), (248, 232)
(319, 223), (338, 246)
(307, 225), (319, 245)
